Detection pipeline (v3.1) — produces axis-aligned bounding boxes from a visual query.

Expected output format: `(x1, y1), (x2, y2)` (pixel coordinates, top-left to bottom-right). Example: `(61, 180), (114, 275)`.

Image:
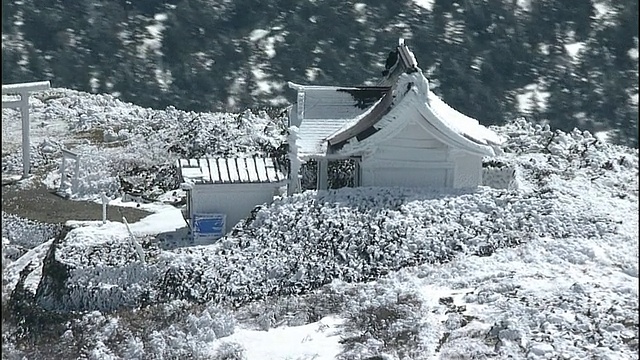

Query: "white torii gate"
(2, 81), (51, 178)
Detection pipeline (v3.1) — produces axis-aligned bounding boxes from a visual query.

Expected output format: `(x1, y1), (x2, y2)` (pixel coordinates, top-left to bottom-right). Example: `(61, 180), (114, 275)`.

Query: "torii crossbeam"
(2, 81), (51, 178)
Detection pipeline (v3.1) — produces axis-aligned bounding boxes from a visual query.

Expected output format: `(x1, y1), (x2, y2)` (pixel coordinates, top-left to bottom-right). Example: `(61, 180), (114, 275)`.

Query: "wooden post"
(2, 81), (51, 178)
(122, 215), (146, 263)
(317, 159), (328, 191)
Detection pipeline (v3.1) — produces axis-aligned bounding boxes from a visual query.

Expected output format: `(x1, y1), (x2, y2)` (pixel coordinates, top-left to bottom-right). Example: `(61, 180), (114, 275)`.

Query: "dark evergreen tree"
(2, 0), (636, 147)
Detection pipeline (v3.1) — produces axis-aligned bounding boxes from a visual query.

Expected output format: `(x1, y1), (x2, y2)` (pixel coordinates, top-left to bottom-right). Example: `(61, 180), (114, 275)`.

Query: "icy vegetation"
(2, 213), (62, 261)
(2, 88), (287, 200)
(2, 89), (638, 359)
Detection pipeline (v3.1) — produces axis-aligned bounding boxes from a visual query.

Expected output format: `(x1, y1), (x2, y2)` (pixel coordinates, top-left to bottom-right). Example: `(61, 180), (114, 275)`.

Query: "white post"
(287, 126), (302, 196)
(2, 81), (51, 179)
(73, 158), (80, 194)
(20, 105), (29, 177)
(59, 157), (66, 191)
(60, 148), (79, 196)
(101, 192), (109, 224)
(353, 158), (361, 187)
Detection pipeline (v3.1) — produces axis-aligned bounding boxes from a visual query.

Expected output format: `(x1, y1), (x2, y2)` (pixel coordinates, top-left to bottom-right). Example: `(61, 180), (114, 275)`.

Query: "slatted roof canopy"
(177, 156), (286, 185)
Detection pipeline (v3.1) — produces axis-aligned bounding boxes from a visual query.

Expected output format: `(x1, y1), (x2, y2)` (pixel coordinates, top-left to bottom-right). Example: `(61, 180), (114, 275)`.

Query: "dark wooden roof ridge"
(327, 40), (420, 148)
(378, 40), (419, 86)
(326, 87), (394, 147)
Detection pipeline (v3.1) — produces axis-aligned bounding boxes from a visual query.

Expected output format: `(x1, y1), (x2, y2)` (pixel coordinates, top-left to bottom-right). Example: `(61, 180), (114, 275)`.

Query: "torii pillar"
(2, 81), (51, 178)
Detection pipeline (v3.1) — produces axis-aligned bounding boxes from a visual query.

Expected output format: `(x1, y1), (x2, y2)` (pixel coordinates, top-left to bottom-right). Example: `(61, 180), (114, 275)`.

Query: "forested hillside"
(2, 0), (638, 146)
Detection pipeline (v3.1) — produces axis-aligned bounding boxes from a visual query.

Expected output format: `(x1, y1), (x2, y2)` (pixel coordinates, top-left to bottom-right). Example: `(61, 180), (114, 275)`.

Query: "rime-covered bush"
(1, 213), (62, 260)
(338, 290), (427, 359)
(301, 158), (359, 190)
(2, 95), (638, 359)
(2, 89), (288, 200)
(213, 342), (246, 360)
(7, 118), (637, 315)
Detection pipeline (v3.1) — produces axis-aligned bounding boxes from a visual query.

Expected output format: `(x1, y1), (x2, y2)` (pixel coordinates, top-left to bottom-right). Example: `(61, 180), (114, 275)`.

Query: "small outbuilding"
(177, 156), (286, 243)
(287, 39), (505, 190)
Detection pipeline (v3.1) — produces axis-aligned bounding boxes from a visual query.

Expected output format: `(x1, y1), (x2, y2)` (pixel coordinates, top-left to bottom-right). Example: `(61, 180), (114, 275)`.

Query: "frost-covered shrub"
(214, 342), (246, 360)
(33, 157), (632, 312)
(482, 159), (517, 189)
(437, 336), (496, 359)
(1, 141), (60, 175)
(0, 339), (27, 360)
(1, 212), (62, 254)
(22, 111), (635, 316)
(11, 300), (239, 360)
(186, 304), (236, 339)
(338, 291), (427, 359)
(301, 158), (358, 190)
(3, 89), (288, 200)
(235, 289), (333, 330)
(122, 336), (145, 360)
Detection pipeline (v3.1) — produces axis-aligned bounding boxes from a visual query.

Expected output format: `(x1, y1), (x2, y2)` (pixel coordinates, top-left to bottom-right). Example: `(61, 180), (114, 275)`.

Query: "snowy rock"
(570, 283), (587, 294)
(499, 328), (525, 342)
(103, 129), (119, 143)
(529, 342), (554, 356)
(40, 139), (60, 154)
(117, 129), (131, 140)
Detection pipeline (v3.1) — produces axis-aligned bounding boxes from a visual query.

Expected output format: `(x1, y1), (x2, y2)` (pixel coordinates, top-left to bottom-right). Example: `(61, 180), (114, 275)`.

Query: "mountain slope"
(2, 88), (638, 358)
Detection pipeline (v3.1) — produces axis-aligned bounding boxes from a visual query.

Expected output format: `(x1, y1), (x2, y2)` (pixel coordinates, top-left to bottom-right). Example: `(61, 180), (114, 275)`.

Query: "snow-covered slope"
(15, 120), (632, 313)
(2, 89), (638, 359)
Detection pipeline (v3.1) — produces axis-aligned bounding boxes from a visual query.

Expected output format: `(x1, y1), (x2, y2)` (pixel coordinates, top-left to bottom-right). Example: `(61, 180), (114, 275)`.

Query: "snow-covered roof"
(290, 40), (504, 158)
(427, 88), (505, 148)
(177, 157), (286, 185)
(287, 83), (390, 158)
(330, 71), (504, 157)
(294, 86), (389, 119)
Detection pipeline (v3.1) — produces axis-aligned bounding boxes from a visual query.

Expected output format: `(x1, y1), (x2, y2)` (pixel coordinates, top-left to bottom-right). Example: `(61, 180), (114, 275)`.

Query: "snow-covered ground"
(2, 89), (638, 359)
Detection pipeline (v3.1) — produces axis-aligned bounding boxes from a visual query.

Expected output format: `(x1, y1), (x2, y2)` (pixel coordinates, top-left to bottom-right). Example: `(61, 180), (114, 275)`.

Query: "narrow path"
(2, 183), (152, 224)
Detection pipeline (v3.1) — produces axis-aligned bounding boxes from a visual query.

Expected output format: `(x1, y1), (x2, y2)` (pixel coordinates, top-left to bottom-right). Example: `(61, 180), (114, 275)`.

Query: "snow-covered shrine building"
(287, 40), (505, 190)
